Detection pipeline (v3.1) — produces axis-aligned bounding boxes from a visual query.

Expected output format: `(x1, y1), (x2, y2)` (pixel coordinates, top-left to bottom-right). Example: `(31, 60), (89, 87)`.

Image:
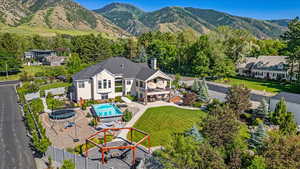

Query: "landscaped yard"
(215, 76), (300, 94)
(40, 82), (71, 91)
(129, 106), (205, 147)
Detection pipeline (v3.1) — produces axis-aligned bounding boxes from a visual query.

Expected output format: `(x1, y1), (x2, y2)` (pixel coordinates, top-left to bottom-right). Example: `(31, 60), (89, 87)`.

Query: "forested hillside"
(95, 3), (288, 38)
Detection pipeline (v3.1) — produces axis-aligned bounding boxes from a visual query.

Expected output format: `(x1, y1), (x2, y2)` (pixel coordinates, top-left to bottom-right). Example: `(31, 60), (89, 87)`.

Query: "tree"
(282, 17), (300, 81)
(201, 105), (242, 147)
(226, 85), (251, 117)
(172, 73), (181, 90)
(123, 109), (133, 122)
(247, 156), (266, 169)
(66, 53), (82, 75)
(0, 51), (22, 74)
(256, 97), (269, 119)
(262, 132), (300, 169)
(279, 112), (297, 136)
(191, 79), (200, 92)
(270, 98), (287, 125)
(186, 125), (204, 142)
(61, 160), (75, 169)
(157, 134), (226, 169)
(248, 122), (267, 150)
(198, 80), (210, 102)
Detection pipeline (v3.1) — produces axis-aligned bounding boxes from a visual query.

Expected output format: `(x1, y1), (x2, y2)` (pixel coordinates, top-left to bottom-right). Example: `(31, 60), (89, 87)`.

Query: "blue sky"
(74, 0), (300, 20)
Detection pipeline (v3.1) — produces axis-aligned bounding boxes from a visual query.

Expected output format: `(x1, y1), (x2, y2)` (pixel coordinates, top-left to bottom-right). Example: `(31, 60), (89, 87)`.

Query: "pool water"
(92, 104), (123, 118)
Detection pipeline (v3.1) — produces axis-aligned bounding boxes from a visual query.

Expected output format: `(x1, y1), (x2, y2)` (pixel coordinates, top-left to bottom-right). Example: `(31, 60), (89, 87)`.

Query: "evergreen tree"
(198, 80), (210, 102)
(191, 79), (200, 92)
(186, 125), (204, 142)
(247, 156), (266, 169)
(270, 98), (287, 125)
(279, 112), (297, 136)
(256, 98), (269, 119)
(248, 122), (267, 150)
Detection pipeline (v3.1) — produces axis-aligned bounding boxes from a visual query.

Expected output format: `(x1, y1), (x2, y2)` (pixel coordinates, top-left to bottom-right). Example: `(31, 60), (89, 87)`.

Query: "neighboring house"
(270, 92), (300, 125)
(237, 56), (293, 80)
(72, 57), (172, 104)
(44, 56), (66, 66)
(25, 50), (57, 60)
(24, 50), (66, 66)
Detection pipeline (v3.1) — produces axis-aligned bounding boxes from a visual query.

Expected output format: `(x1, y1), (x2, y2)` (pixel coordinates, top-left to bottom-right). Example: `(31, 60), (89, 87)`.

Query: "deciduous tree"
(226, 85), (251, 117)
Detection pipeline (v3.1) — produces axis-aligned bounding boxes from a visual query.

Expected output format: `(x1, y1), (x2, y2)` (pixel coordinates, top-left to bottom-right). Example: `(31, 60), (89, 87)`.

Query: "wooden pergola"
(84, 127), (151, 165)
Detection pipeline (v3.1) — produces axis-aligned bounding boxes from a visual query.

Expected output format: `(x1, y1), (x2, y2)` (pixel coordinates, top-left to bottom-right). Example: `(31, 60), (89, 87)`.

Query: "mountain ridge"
(0, 0), (127, 37)
(95, 3), (289, 38)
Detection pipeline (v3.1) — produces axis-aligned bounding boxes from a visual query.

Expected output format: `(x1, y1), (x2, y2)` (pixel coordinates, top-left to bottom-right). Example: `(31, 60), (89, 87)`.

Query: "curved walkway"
(116, 101), (199, 141)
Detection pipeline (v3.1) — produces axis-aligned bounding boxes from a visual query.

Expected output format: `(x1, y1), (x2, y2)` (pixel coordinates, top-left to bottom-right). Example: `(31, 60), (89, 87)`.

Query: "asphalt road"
(0, 84), (36, 169)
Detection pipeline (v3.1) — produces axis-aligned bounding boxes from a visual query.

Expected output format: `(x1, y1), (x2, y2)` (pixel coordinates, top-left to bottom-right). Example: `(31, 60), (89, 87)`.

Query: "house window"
(108, 80), (111, 88)
(136, 80), (138, 87)
(139, 81), (143, 88)
(127, 91), (131, 95)
(103, 80), (107, 89)
(98, 80), (102, 89)
(127, 80), (131, 85)
(78, 81), (85, 88)
(101, 93), (108, 100)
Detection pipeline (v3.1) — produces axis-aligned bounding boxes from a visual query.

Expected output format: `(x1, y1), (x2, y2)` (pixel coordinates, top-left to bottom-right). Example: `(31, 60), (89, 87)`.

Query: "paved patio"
(41, 109), (96, 148)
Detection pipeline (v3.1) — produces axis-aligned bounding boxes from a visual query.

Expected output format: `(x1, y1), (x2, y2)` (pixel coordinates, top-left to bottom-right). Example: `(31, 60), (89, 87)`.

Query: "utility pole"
(5, 62), (8, 79)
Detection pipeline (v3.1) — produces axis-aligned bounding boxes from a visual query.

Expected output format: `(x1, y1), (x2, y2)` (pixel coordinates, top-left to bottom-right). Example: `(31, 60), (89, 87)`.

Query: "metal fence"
(45, 146), (111, 169)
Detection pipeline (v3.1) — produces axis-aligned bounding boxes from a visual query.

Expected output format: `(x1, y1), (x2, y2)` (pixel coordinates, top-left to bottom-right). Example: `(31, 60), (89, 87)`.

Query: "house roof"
(72, 57), (166, 81)
(238, 56), (288, 71)
(271, 92), (300, 105)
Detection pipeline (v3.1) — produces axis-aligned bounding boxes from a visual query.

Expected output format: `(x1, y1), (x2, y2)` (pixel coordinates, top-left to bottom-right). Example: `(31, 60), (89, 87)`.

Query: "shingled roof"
(238, 56), (288, 71)
(72, 57), (159, 81)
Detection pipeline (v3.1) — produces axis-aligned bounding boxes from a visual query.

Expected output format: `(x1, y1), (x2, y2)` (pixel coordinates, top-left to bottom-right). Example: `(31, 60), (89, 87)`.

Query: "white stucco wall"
(74, 80), (92, 101)
(92, 70), (115, 100)
(270, 98), (300, 125)
(124, 78), (134, 96)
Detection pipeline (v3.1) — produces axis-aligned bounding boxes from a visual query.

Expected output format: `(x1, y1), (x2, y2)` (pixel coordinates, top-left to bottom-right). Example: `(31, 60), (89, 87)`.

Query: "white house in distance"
(237, 56), (296, 80)
(72, 57), (172, 104)
(270, 92), (300, 125)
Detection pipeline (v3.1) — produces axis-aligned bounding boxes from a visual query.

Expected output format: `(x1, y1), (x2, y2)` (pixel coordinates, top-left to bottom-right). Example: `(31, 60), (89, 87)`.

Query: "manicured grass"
(129, 106), (205, 147)
(40, 82), (71, 91)
(215, 77), (300, 94)
(0, 65), (49, 81)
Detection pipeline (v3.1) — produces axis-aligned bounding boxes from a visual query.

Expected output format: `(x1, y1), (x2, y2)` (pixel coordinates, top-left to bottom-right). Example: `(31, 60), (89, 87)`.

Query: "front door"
(101, 93), (108, 100)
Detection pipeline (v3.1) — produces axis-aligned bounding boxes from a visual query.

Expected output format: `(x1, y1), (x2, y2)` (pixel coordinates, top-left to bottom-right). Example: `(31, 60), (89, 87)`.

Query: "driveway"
(0, 84), (36, 169)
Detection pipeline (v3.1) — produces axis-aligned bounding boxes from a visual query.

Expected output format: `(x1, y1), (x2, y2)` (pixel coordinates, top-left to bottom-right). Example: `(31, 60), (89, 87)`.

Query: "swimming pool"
(92, 103), (123, 118)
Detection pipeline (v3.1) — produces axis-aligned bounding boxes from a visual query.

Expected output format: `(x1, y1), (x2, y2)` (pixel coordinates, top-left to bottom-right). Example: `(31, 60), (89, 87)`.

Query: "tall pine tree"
(256, 97), (269, 119)
(198, 80), (210, 102)
(271, 97), (287, 125)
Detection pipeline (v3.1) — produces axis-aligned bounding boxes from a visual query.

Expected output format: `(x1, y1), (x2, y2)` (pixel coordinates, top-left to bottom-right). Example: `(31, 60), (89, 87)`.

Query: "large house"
(72, 57), (172, 104)
(237, 56), (293, 80)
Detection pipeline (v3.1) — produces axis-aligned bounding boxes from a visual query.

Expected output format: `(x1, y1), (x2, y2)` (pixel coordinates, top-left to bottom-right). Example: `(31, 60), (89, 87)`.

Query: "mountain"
(0, 0), (127, 37)
(268, 19), (291, 27)
(95, 3), (289, 38)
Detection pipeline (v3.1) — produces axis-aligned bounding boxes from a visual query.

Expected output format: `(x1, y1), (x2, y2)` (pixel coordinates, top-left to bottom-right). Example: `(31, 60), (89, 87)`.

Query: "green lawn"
(0, 65), (50, 81)
(40, 82), (71, 91)
(215, 77), (300, 94)
(129, 106), (205, 147)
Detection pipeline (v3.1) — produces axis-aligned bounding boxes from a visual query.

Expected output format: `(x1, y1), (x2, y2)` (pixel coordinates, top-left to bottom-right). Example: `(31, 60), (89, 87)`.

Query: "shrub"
(126, 95), (137, 101)
(115, 96), (123, 103)
(183, 92), (197, 106)
(192, 101), (203, 108)
(29, 98), (44, 114)
(61, 160), (75, 169)
(123, 109), (133, 122)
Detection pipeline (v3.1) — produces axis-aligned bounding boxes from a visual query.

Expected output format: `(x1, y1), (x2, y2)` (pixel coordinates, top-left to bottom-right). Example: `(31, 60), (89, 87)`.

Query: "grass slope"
(129, 106), (205, 147)
(0, 66), (47, 81)
(216, 77), (300, 94)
